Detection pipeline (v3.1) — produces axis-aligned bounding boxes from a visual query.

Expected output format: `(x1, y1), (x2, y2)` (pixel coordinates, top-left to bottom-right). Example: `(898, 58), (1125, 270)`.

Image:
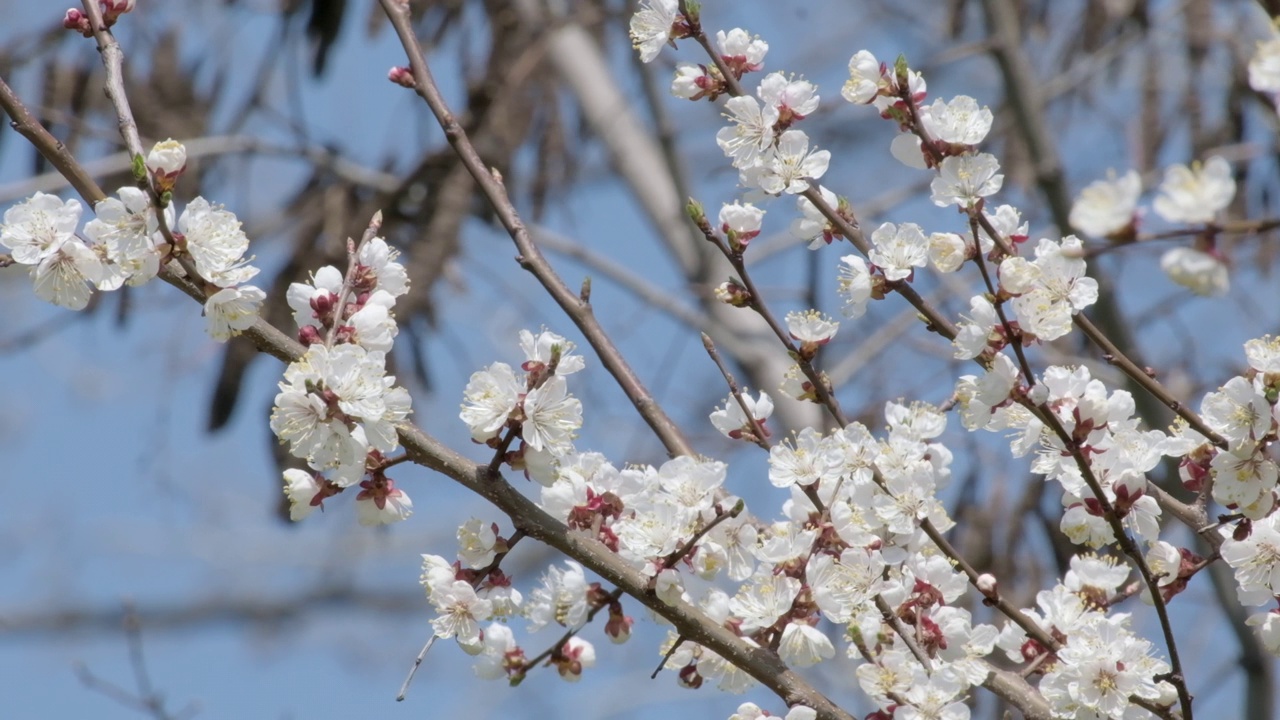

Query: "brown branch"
(0, 74), (107, 205)
(702, 333), (772, 450)
(72, 602), (199, 720)
(377, 0), (693, 461)
(80, 0), (186, 276)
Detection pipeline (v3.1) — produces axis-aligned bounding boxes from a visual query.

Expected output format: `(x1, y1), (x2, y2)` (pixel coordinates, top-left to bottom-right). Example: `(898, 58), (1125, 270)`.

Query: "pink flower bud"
(388, 66), (416, 88)
(604, 609), (633, 644)
(63, 9), (92, 35)
(103, 0), (136, 15)
(977, 573), (998, 597)
(101, 0), (135, 26)
(553, 637), (595, 682)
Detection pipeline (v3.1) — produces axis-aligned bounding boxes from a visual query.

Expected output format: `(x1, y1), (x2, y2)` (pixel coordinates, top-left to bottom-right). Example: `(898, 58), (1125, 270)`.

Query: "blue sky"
(1, 2), (1277, 719)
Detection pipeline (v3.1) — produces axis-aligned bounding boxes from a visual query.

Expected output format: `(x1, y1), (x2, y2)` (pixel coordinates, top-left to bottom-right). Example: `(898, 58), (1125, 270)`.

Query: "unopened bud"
(63, 9), (92, 35)
(604, 609), (633, 644)
(102, 0), (136, 20)
(714, 278), (751, 307)
(387, 66), (416, 88)
(977, 573), (998, 598)
(685, 197), (705, 226)
(146, 139), (187, 193)
(102, 0), (135, 15)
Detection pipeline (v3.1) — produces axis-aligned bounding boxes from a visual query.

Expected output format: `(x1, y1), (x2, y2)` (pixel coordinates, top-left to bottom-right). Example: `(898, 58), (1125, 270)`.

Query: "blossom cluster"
(0, 140), (266, 341)
(996, 557), (1176, 716)
(272, 232), (415, 525)
(654, 401), (996, 714)
(459, 328), (585, 473)
(609, 15), (1236, 719)
(1069, 158), (1235, 296)
(11, 4), (1280, 720)
(634, 4), (833, 199)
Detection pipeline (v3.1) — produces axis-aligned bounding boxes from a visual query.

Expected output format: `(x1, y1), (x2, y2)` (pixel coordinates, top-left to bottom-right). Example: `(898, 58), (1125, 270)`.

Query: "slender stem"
(325, 214), (384, 347)
(398, 529), (526, 700)
(702, 333), (771, 450)
(0, 76), (106, 205)
(377, 0), (693, 460)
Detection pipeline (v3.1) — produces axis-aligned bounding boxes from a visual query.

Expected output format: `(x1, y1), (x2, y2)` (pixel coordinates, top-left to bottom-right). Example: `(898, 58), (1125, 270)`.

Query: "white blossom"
(928, 231), (967, 273)
(459, 362), (522, 443)
(672, 62), (711, 99)
(1201, 376), (1274, 448)
(778, 623), (834, 667)
(785, 309), (838, 344)
(930, 153), (1004, 208)
(203, 285), (265, 341)
(716, 96), (779, 168)
(526, 561), (591, 631)
(1008, 236), (1098, 341)
(753, 130), (830, 195)
(1247, 611), (1280, 656)
(177, 197), (257, 287)
(472, 622), (519, 680)
(429, 580), (493, 649)
(769, 427), (835, 488)
(1070, 169), (1141, 237)
(457, 518), (498, 568)
(710, 390), (774, 440)
(348, 292), (398, 351)
(729, 571), (800, 633)
(869, 221), (929, 281)
(841, 50), (883, 104)
(1250, 32), (1280, 93)
(519, 328), (584, 375)
(922, 95), (993, 144)
(356, 236), (409, 297)
(145, 138), (187, 180)
(0, 192), (82, 264)
(1039, 617), (1171, 719)
(837, 255), (873, 318)
(556, 636), (595, 682)
(521, 375), (582, 454)
(758, 72), (819, 119)
(1245, 335), (1280, 373)
(84, 187), (166, 287)
(629, 0), (679, 63)
(30, 235), (104, 310)
(1152, 156), (1235, 224)
(282, 469), (325, 521)
(791, 186), (840, 248)
(355, 481), (413, 525)
(716, 29), (767, 73)
(1160, 246), (1228, 297)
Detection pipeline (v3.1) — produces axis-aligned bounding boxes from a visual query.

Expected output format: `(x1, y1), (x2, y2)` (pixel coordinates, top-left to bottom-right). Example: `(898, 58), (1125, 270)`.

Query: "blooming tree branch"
(10, 3), (1280, 720)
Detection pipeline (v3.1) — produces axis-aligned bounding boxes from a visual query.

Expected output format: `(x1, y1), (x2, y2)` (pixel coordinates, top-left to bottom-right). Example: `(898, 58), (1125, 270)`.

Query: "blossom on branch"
(929, 153), (1003, 208)
(1152, 156), (1235, 224)
(841, 50), (884, 104)
(1069, 169), (1141, 238)
(1159, 246), (1229, 297)
(204, 285), (265, 341)
(177, 197), (258, 288)
(630, 0), (681, 63)
(710, 390), (774, 441)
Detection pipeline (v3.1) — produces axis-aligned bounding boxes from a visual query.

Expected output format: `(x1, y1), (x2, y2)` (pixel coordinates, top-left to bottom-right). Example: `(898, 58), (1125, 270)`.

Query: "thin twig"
(377, 0), (694, 460)
(73, 602), (198, 720)
(397, 528), (526, 701)
(702, 333), (771, 450)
